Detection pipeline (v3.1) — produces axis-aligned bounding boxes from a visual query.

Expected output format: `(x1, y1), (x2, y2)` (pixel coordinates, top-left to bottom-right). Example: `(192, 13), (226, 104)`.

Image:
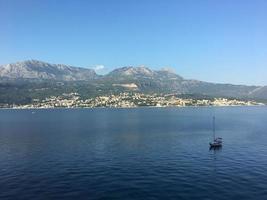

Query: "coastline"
(0, 104), (266, 110)
(1, 92), (265, 110)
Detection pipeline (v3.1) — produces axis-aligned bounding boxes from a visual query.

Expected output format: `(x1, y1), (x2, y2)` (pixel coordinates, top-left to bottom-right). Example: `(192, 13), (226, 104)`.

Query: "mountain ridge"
(0, 60), (266, 102)
(0, 60), (97, 81)
(0, 59), (263, 86)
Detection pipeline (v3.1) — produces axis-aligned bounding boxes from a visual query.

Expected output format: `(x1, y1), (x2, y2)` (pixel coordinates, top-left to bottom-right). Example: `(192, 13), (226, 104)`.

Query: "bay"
(0, 107), (267, 199)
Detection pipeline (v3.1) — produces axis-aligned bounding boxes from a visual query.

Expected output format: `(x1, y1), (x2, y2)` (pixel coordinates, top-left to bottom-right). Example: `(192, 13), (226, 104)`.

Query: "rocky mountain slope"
(0, 60), (266, 103)
(0, 60), (97, 81)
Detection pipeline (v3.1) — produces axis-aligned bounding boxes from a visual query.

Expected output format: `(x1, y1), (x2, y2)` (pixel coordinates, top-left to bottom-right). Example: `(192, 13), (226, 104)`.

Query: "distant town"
(2, 92), (264, 109)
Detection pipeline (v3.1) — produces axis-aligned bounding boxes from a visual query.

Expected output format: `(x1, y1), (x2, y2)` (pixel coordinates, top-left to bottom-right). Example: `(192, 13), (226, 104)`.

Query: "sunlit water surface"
(0, 107), (267, 199)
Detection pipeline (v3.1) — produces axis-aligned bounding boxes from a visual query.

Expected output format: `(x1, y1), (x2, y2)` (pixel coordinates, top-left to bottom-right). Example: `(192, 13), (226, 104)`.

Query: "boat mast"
(213, 116), (215, 141)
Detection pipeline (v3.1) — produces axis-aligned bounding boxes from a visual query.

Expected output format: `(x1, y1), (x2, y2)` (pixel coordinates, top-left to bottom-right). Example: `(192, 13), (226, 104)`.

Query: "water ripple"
(1, 107), (267, 199)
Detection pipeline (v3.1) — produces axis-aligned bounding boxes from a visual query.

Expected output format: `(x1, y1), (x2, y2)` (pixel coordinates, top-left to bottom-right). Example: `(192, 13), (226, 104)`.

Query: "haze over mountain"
(0, 60), (266, 103)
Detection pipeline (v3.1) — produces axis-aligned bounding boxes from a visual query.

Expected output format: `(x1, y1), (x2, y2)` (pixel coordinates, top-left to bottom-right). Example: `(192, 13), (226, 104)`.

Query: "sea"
(0, 107), (267, 200)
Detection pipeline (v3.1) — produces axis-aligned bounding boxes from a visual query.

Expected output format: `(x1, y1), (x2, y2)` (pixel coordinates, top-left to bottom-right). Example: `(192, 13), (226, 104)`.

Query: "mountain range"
(0, 60), (97, 81)
(0, 60), (266, 104)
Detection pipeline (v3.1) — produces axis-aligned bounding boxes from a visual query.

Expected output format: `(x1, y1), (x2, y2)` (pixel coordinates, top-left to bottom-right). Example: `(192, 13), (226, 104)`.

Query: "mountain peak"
(108, 66), (155, 77)
(0, 60), (97, 81)
(14, 59), (49, 66)
(24, 59), (45, 64)
(0, 60), (267, 101)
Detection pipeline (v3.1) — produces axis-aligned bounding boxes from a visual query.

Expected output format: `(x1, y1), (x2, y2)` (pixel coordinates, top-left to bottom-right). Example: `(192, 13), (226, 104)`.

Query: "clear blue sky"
(1, 0), (267, 85)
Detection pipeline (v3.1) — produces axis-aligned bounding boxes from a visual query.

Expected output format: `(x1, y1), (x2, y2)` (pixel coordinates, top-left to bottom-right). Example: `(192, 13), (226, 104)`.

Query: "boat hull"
(209, 142), (222, 148)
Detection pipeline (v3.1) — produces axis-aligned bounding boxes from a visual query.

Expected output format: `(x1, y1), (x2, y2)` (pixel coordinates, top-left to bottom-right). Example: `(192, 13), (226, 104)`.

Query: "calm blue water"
(0, 107), (267, 200)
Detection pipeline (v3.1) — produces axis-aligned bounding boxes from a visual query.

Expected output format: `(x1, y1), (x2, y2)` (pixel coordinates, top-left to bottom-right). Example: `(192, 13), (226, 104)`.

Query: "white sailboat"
(209, 116), (222, 148)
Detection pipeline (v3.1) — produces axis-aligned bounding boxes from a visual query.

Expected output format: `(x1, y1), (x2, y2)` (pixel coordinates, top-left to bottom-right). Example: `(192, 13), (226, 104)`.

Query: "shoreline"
(0, 104), (266, 110)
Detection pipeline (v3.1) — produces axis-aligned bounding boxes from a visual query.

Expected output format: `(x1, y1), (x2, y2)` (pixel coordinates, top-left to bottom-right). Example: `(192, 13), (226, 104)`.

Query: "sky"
(0, 0), (267, 85)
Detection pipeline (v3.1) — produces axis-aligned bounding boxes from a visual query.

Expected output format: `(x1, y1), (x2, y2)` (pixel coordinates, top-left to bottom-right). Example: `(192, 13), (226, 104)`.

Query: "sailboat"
(209, 116), (222, 148)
